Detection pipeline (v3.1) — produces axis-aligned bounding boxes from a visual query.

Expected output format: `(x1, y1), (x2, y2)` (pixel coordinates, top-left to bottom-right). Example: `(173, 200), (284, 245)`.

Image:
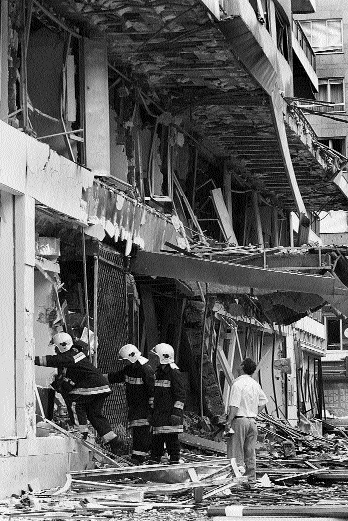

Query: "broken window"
(318, 79), (345, 112)
(146, 122), (174, 202)
(327, 317), (348, 350)
(300, 19), (343, 53)
(301, 79), (345, 113)
(275, 8), (289, 61)
(7, 2), (84, 162)
(26, 14), (83, 161)
(108, 78), (176, 202)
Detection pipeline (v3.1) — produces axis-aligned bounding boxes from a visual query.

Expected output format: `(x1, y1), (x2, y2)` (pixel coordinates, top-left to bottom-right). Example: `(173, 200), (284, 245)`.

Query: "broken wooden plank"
(273, 468), (327, 483)
(211, 188), (238, 245)
(187, 467), (200, 482)
(179, 432), (227, 454)
(202, 479), (237, 500)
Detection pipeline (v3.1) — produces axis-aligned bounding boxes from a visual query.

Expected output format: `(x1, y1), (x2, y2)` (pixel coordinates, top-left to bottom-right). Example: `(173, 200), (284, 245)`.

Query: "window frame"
(300, 18), (343, 53)
(326, 316), (348, 351)
(300, 77), (345, 114)
(318, 137), (347, 157)
(319, 78), (345, 112)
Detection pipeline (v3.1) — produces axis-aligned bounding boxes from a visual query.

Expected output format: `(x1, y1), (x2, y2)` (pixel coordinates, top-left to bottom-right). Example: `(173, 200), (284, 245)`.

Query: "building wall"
(297, 0), (348, 145)
(324, 381), (348, 418)
(0, 438), (89, 498)
(0, 121), (92, 498)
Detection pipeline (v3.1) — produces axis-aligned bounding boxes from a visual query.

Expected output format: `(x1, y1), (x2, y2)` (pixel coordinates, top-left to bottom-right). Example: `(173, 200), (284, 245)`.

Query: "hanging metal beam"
(131, 250), (346, 297)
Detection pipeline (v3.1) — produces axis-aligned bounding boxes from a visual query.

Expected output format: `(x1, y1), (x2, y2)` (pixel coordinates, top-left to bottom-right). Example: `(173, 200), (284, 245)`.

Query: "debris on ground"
(4, 412), (348, 519)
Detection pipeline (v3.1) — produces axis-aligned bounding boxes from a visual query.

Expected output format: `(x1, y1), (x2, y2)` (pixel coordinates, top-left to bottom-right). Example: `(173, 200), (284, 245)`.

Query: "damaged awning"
(131, 250), (348, 297)
(82, 180), (189, 254)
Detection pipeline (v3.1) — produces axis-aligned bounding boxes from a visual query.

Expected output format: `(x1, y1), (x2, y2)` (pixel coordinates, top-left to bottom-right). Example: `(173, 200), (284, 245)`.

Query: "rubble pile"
(181, 411), (348, 485)
(3, 414), (348, 520)
(4, 459), (348, 521)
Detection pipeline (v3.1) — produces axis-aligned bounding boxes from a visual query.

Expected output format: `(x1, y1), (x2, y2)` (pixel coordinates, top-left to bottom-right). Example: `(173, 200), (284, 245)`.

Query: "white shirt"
(229, 374), (268, 417)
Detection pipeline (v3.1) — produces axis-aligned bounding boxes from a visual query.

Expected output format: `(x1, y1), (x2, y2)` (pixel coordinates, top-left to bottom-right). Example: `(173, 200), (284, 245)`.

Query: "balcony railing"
(292, 18), (316, 70)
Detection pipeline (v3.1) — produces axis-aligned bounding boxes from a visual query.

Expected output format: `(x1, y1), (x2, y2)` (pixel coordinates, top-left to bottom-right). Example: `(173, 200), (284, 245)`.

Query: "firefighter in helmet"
(106, 344), (155, 464)
(150, 343), (186, 464)
(35, 332), (121, 455)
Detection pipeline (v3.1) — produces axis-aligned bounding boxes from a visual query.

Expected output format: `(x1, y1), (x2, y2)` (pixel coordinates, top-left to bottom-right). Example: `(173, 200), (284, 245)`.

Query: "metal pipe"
(37, 129), (84, 140)
(93, 254), (98, 367)
(208, 505), (348, 518)
(81, 228), (91, 361)
(20, 0), (29, 132)
(25, 0), (33, 52)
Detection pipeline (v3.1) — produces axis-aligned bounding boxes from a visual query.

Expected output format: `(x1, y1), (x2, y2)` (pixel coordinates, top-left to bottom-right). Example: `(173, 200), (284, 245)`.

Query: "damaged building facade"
(296, 0), (348, 426)
(2, 0), (348, 496)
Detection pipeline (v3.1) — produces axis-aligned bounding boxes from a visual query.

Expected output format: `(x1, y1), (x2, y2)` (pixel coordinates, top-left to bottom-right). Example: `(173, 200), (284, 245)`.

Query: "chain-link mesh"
(96, 247), (129, 441)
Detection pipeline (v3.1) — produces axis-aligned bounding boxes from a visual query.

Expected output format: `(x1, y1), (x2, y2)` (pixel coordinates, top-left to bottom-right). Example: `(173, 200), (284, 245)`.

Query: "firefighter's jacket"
(152, 363), (186, 434)
(107, 357), (155, 427)
(35, 347), (111, 396)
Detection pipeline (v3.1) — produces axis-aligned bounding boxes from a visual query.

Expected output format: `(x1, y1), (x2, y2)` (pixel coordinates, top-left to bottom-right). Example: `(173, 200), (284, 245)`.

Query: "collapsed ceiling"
(39, 0), (348, 212)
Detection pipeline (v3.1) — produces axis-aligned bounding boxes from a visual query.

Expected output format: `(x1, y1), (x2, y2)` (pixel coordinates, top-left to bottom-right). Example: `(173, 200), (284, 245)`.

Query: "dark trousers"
(151, 433), (180, 463)
(71, 394), (113, 438)
(60, 392), (77, 426)
(132, 425), (152, 462)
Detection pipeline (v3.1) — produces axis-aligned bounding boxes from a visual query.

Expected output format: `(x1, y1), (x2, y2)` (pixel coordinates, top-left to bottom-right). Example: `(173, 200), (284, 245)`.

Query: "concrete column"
(0, 191), (16, 437)
(14, 194), (36, 440)
(83, 37), (110, 177)
(0, 0), (9, 121)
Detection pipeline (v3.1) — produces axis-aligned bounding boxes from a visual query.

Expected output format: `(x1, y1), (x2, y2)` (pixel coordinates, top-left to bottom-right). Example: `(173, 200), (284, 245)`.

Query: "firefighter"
(35, 332), (121, 455)
(106, 344), (155, 464)
(150, 343), (186, 464)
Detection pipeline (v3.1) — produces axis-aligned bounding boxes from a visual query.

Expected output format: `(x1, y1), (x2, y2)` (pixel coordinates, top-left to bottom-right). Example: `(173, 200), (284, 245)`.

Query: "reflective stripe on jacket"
(35, 347), (111, 396)
(108, 360), (155, 424)
(152, 363), (186, 434)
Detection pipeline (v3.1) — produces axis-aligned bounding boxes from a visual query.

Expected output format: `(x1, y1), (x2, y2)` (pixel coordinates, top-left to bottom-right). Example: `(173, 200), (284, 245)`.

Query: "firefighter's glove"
(170, 415), (182, 426)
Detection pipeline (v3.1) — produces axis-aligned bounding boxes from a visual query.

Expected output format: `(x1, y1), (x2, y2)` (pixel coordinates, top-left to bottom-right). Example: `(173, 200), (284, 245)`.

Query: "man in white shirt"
(225, 358), (268, 482)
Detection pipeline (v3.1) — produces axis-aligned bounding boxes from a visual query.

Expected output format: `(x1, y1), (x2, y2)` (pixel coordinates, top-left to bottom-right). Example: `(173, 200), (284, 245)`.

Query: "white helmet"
(53, 332), (73, 353)
(153, 343), (175, 364)
(118, 344), (141, 363)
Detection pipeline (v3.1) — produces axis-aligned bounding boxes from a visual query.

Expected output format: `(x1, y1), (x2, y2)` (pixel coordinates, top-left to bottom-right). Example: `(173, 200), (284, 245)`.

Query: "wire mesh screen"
(97, 247), (129, 439)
